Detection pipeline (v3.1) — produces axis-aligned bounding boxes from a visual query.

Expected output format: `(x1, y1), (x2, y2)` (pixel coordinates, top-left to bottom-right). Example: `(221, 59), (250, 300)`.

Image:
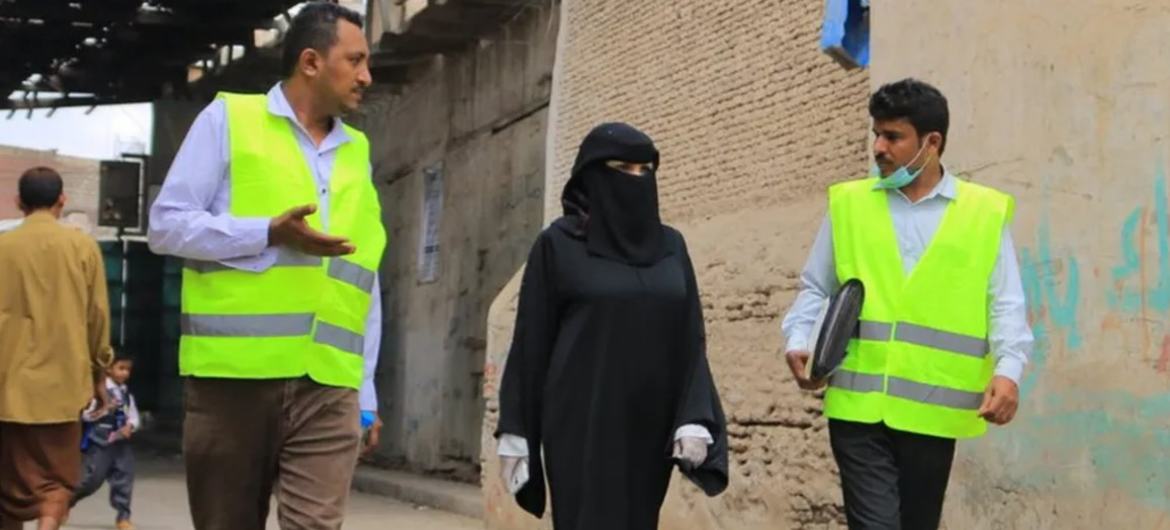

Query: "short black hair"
(281, 2), (364, 78)
(869, 78), (949, 154)
(113, 352), (134, 364)
(18, 166), (63, 210)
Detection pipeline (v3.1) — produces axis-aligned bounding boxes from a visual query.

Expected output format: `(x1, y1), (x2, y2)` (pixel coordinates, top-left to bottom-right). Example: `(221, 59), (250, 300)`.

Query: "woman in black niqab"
(495, 123), (729, 530)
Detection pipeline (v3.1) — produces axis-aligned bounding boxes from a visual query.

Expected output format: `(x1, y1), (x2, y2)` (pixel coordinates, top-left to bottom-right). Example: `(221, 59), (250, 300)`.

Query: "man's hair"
(869, 78), (949, 154)
(281, 2), (364, 78)
(18, 166), (63, 209)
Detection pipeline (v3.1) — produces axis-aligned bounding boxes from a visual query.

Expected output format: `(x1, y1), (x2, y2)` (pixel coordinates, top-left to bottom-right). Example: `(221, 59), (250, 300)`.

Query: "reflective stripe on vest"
(830, 370), (883, 393)
(830, 370), (983, 411)
(182, 314), (364, 356)
(894, 322), (988, 358)
(887, 377), (983, 410)
(327, 259), (377, 292)
(852, 320), (989, 359)
(181, 314), (314, 337)
(184, 251), (323, 274)
(854, 320), (893, 341)
(313, 321), (364, 356)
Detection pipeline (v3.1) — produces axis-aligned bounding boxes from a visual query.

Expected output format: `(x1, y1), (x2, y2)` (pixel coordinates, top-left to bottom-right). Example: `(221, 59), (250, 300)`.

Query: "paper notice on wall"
(418, 164), (443, 283)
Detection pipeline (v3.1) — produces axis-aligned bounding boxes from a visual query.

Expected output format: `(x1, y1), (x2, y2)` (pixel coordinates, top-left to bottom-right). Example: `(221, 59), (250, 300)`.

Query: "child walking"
(72, 354), (138, 530)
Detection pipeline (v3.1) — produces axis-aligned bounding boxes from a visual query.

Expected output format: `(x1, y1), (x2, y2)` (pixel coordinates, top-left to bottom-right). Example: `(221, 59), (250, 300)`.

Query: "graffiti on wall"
(1004, 164), (1170, 511)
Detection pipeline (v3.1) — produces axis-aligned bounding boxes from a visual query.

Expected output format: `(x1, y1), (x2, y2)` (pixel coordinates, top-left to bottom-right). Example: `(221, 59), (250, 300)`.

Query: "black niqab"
(498, 123), (729, 530)
(561, 122), (668, 266)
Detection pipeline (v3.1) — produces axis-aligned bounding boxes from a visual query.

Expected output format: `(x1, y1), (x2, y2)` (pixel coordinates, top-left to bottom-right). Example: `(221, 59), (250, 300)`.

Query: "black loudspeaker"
(98, 160), (141, 228)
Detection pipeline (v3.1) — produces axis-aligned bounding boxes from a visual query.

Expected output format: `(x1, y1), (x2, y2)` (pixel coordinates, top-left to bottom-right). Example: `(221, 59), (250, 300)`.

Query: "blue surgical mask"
(872, 140), (931, 189)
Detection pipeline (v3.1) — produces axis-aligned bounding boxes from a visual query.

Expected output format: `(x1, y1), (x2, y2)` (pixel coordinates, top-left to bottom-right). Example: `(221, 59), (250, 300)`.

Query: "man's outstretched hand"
(269, 204), (355, 257)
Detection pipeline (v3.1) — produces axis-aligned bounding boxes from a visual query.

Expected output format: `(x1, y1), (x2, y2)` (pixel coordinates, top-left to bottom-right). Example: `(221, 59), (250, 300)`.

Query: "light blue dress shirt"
(780, 172), (1033, 383)
(148, 83), (382, 411)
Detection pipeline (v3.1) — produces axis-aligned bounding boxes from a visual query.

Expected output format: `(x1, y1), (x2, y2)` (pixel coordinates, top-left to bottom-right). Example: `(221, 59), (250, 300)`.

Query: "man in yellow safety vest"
(148, 3), (384, 529)
(782, 78), (1033, 530)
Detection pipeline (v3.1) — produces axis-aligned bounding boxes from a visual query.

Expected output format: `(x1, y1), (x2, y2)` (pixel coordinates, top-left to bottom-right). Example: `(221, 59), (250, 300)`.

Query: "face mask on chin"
(872, 138), (932, 189)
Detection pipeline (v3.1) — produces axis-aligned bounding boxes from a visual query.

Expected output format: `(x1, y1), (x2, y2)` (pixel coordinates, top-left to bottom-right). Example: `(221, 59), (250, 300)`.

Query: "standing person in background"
(0, 166), (113, 530)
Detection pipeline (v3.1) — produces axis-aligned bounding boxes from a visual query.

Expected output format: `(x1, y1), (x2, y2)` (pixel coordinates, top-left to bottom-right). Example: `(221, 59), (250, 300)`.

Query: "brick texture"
(0, 146), (102, 228)
(546, 1), (869, 222)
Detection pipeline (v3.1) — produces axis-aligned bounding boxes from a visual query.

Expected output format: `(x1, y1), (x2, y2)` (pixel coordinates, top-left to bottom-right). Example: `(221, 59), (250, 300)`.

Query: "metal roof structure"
(0, 0), (299, 109)
(206, 0), (549, 96)
(0, 0), (547, 110)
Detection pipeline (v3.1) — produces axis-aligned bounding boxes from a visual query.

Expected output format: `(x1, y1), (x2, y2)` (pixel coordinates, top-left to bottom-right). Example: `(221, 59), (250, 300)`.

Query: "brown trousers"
(0, 421), (81, 524)
(183, 377), (360, 530)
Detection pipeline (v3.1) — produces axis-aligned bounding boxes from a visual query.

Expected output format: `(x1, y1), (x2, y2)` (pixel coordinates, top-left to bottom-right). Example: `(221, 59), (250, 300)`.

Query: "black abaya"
(497, 217), (728, 530)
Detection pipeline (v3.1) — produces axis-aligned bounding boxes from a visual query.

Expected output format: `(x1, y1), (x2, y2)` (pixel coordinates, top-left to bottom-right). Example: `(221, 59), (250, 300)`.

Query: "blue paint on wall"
(1110, 169), (1170, 314)
(1019, 218), (1083, 354)
(1006, 165), (1170, 513)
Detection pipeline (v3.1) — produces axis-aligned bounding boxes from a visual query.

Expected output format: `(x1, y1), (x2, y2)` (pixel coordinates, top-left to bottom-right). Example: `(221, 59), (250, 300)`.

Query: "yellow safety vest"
(825, 177), (1013, 439)
(178, 92), (386, 390)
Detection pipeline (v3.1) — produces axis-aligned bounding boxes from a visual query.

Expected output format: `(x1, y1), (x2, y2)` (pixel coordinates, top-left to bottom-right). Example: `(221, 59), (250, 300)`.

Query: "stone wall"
(352, 3), (558, 477)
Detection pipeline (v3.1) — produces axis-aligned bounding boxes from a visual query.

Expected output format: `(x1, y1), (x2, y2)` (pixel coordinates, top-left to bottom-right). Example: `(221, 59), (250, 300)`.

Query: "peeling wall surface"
(483, 1), (871, 528)
(352, 4), (557, 476)
(873, 1), (1170, 528)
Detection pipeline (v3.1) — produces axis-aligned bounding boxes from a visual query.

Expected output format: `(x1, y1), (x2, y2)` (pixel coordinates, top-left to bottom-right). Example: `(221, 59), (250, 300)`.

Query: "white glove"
(497, 434), (530, 494)
(500, 456), (530, 494)
(672, 436), (708, 469)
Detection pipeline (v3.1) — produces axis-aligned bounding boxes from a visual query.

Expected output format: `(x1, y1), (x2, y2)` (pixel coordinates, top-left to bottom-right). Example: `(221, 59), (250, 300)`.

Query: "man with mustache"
(148, 3), (383, 529)
(782, 79), (1033, 529)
